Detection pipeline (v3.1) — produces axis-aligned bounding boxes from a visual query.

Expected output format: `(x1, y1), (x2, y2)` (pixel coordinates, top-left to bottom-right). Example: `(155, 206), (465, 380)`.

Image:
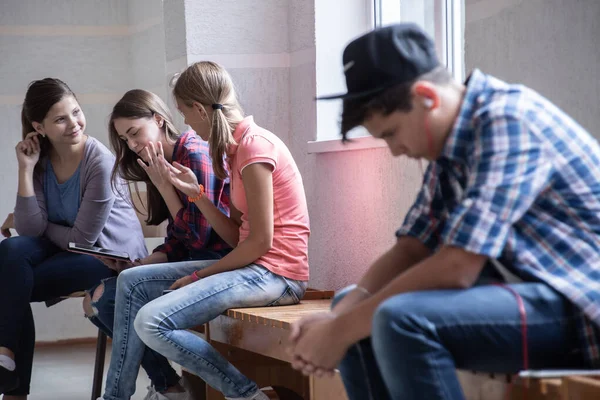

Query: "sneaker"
(257, 387), (279, 400)
(0, 366), (19, 394)
(143, 385), (191, 400)
(162, 390), (191, 400)
(143, 385), (160, 400)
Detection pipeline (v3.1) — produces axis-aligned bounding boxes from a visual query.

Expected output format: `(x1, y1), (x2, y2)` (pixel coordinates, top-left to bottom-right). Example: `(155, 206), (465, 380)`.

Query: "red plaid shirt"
(154, 131), (230, 261)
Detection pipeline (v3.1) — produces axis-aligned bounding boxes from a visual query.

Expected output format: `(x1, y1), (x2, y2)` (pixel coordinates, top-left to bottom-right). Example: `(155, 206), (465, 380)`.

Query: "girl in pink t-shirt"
(99, 61), (309, 400)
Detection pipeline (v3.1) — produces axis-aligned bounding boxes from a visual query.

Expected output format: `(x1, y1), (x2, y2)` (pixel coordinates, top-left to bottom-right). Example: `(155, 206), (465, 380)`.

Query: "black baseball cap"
(317, 23), (440, 101)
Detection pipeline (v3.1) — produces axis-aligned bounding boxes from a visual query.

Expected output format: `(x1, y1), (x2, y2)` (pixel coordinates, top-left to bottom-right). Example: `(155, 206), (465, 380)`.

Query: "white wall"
(464, 0), (600, 136)
(184, 0), (292, 145)
(0, 0), (169, 342)
(0, 0), (131, 215)
(129, 0), (168, 100)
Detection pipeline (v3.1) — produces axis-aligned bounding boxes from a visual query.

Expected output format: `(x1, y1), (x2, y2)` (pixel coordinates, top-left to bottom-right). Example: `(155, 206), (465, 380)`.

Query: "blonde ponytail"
(209, 107), (236, 180)
(172, 61), (244, 179)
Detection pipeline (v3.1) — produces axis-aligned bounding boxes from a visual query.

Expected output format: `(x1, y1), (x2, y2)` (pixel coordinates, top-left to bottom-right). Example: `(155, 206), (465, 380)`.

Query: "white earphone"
(423, 98), (434, 109)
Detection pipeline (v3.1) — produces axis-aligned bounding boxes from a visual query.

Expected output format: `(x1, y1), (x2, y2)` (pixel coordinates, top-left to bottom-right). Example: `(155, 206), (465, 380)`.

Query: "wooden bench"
(180, 287), (600, 400)
(182, 289), (348, 400)
(458, 371), (600, 399)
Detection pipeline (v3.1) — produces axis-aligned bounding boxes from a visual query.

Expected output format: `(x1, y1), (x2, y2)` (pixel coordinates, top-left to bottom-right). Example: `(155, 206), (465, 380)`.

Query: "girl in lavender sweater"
(0, 78), (147, 399)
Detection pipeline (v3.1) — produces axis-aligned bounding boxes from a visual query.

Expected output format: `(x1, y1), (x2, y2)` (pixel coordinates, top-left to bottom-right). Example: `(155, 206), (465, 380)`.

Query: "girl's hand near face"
(137, 141), (172, 193)
(15, 132), (41, 171)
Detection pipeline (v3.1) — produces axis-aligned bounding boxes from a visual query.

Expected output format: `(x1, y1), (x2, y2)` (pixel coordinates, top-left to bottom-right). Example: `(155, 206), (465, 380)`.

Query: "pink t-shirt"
(227, 117), (310, 281)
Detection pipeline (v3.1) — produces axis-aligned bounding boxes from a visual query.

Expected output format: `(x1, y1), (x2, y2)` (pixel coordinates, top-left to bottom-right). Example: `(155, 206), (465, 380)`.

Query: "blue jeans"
(87, 248), (231, 392)
(102, 260), (307, 400)
(0, 236), (113, 395)
(87, 277), (181, 392)
(336, 282), (586, 400)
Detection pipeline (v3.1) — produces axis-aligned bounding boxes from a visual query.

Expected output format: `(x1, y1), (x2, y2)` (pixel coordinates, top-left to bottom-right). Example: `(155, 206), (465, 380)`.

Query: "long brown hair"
(171, 61), (244, 180)
(108, 89), (180, 225)
(21, 78), (76, 174)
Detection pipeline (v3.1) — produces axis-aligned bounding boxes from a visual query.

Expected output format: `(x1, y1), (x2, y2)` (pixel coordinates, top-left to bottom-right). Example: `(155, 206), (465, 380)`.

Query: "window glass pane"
(378, 0), (460, 76)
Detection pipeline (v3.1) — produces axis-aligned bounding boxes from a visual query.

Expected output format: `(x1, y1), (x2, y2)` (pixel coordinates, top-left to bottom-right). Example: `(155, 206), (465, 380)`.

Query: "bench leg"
(271, 385), (303, 400)
(181, 370), (207, 400)
(91, 329), (107, 400)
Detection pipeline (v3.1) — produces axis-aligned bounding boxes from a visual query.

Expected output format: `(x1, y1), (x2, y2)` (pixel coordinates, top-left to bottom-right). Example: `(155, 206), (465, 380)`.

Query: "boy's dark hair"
(340, 67), (453, 140)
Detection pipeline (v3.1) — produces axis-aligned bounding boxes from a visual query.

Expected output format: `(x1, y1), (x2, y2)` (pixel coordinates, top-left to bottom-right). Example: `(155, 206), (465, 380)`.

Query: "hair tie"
(211, 103), (223, 110)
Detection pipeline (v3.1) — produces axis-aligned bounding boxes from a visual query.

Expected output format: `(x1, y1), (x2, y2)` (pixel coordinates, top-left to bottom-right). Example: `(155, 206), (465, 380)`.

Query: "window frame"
(308, 0), (464, 153)
(373, 0), (464, 80)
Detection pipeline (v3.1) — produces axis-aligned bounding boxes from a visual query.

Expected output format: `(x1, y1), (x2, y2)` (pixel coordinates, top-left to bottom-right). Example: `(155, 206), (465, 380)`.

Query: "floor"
(17, 342), (511, 400)
(23, 342), (158, 400)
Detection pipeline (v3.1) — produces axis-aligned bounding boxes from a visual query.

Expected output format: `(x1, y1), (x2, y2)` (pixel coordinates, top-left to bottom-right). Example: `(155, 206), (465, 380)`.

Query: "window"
(309, 0), (464, 153)
(375, 0), (464, 81)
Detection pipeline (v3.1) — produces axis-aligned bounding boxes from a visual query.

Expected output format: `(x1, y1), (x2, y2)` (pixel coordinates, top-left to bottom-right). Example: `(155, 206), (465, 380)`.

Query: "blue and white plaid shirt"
(397, 69), (600, 367)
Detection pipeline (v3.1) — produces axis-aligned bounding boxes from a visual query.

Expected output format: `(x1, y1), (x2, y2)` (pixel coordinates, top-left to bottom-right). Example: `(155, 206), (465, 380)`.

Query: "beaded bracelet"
(187, 184), (205, 203)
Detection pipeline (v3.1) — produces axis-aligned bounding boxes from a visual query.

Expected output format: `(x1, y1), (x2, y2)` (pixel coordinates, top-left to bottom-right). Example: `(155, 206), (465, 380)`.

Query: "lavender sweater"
(14, 137), (148, 260)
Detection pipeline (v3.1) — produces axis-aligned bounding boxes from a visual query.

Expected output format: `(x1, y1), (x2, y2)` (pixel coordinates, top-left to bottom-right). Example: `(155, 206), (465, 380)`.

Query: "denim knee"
(134, 302), (163, 346)
(116, 266), (145, 293)
(372, 293), (429, 343)
(0, 237), (36, 264)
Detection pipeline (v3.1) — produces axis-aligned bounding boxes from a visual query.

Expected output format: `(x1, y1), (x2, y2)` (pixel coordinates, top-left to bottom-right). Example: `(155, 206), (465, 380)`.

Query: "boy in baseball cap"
(289, 23), (600, 400)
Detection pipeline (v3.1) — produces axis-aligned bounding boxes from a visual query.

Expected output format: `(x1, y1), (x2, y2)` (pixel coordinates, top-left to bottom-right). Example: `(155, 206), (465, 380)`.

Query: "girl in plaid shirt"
(83, 89), (231, 400)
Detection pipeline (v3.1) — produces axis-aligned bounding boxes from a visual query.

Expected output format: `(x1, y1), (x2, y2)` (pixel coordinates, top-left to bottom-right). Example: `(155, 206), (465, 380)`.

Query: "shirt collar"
(439, 69), (489, 162)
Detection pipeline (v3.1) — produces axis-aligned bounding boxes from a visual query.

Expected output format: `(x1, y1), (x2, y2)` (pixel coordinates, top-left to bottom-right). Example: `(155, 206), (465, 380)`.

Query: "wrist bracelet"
(187, 184), (205, 203)
(354, 285), (372, 297)
(189, 271), (200, 282)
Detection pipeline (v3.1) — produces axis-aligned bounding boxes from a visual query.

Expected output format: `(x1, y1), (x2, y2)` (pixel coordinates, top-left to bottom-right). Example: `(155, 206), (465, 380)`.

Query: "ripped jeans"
(86, 248), (232, 392)
(102, 260), (307, 400)
(87, 276), (181, 392)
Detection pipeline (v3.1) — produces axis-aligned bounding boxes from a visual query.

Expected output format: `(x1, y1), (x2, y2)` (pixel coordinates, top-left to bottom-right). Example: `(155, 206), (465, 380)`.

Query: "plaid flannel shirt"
(154, 131), (230, 261)
(397, 69), (600, 367)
